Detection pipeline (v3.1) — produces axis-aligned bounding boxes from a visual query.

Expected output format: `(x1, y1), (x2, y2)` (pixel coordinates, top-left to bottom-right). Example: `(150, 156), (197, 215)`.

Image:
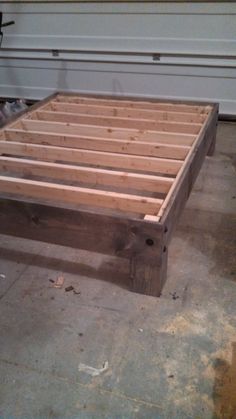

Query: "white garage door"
(0, 2), (236, 115)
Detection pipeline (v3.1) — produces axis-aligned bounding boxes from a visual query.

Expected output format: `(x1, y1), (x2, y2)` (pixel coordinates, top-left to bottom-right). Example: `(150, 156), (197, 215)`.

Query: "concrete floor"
(0, 122), (235, 419)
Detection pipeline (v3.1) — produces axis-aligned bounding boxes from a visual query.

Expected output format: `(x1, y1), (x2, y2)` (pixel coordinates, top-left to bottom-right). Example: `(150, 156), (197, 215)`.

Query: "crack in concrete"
(0, 357), (163, 410)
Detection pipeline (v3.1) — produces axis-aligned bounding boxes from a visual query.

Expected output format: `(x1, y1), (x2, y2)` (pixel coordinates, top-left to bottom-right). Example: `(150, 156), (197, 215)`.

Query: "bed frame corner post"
(207, 105), (218, 157)
(207, 128), (217, 157)
(130, 245), (168, 297)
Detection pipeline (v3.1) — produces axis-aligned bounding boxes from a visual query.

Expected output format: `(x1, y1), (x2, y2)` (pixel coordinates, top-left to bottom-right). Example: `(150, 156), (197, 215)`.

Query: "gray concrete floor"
(0, 122), (235, 419)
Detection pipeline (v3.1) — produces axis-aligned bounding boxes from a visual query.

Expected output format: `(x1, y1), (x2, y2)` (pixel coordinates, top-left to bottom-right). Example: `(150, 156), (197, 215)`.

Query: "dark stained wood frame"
(0, 92), (218, 296)
(1, 1), (230, 3)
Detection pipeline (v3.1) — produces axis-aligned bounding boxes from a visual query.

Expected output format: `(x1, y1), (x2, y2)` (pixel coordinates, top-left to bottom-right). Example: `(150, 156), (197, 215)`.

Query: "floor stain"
(220, 152), (236, 172)
(212, 342), (236, 419)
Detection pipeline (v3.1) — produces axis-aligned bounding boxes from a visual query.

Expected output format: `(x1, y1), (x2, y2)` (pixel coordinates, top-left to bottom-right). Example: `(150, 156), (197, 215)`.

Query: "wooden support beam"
(17, 119), (195, 146)
(0, 176), (163, 215)
(207, 121), (217, 156)
(0, 197), (163, 259)
(31, 110), (201, 135)
(46, 101), (206, 124)
(0, 141), (182, 175)
(0, 156), (173, 194)
(5, 129), (190, 160)
(130, 247), (168, 297)
(160, 104), (219, 242)
(56, 94), (210, 114)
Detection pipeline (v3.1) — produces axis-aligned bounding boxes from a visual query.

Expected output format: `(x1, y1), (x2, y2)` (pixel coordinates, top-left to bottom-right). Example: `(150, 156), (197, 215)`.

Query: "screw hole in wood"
(146, 238), (154, 246)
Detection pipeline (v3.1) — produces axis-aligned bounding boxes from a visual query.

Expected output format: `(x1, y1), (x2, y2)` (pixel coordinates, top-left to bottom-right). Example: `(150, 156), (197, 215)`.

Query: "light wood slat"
(0, 141), (182, 175)
(18, 120), (195, 146)
(32, 110), (201, 135)
(46, 101), (206, 124)
(0, 176), (163, 215)
(144, 106), (214, 221)
(56, 95), (210, 114)
(5, 129), (189, 160)
(0, 156), (173, 194)
(155, 110), (214, 220)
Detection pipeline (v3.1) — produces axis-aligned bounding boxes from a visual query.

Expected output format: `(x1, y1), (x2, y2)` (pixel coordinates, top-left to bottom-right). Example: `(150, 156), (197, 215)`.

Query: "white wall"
(1, 2), (236, 115)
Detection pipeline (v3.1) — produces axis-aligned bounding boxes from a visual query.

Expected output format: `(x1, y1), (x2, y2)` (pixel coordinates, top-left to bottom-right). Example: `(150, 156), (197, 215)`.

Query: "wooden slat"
(16, 119), (195, 146)
(0, 156), (173, 194)
(0, 140), (182, 175)
(45, 101), (206, 124)
(31, 110), (201, 135)
(0, 176), (163, 215)
(156, 108), (216, 221)
(145, 104), (218, 222)
(5, 129), (189, 160)
(56, 95), (210, 114)
(160, 105), (218, 240)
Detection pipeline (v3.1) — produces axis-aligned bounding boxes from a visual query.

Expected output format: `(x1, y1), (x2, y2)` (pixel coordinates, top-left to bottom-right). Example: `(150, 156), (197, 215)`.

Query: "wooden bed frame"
(0, 92), (218, 296)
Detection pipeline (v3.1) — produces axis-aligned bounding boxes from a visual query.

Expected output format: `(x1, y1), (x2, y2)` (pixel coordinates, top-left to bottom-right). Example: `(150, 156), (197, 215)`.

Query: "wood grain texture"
(0, 141), (182, 175)
(5, 128), (190, 160)
(0, 176), (163, 215)
(207, 121), (218, 156)
(18, 119), (196, 146)
(0, 156), (173, 194)
(161, 103), (219, 243)
(56, 94), (210, 114)
(32, 110), (202, 134)
(130, 247), (168, 297)
(0, 197), (163, 261)
(46, 101), (207, 124)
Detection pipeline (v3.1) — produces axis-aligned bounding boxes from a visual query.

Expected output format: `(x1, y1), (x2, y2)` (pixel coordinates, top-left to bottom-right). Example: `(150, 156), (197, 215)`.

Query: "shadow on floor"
(212, 342), (236, 419)
(0, 245), (131, 292)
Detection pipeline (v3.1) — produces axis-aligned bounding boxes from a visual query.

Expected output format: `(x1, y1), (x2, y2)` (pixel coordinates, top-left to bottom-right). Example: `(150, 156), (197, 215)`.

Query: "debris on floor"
(49, 276), (80, 295)
(54, 276), (64, 289)
(0, 274), (6, 279)
(78, 361), (109, 377)
(170, 292), (180, 300)
(73, 288), (81, 295)
(65, 285), (74, 292)
(65, 285), (81, 295)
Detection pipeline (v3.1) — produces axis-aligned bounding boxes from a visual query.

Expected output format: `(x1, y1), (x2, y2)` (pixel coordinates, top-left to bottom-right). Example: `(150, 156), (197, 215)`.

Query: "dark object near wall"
(0, 12), (15, 47)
